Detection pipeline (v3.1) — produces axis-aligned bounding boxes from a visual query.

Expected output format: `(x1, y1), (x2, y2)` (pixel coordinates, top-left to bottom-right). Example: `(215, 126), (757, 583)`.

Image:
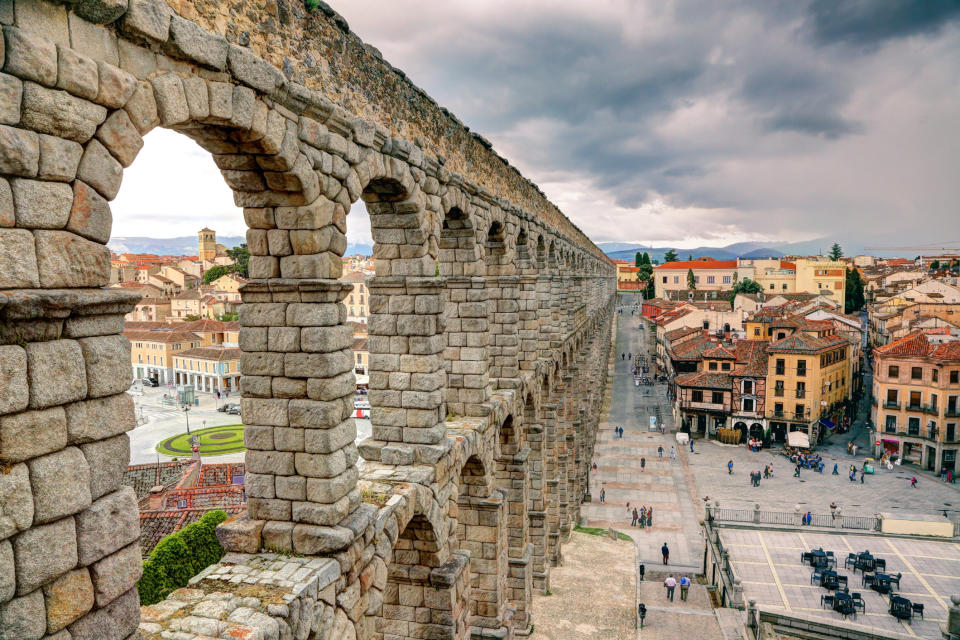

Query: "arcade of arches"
(0, 1), (615, 638)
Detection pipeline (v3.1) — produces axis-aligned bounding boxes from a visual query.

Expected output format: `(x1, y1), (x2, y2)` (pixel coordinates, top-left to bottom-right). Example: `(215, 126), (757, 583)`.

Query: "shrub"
(138, 510), (229, 605)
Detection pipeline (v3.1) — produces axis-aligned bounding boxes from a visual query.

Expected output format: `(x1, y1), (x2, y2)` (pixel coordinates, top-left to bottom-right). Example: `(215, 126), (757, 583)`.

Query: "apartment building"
(870, 332), (960, 472)
(172, 346), (242, 392)
(765, 325), (851, 445)
(653, 259), (738, 298)
(343, 271), (369, 322)
(126, 330), (202, 384)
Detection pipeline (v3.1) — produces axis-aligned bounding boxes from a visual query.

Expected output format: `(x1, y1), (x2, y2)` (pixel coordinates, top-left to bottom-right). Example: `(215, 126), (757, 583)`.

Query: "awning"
(787, 431), (810, 448)
(820, 418), (837, 431)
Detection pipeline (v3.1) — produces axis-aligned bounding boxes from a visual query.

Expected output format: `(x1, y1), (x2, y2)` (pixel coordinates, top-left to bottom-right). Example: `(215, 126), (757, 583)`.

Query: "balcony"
(947, 407), (960, 417)
(883, 401), (900, 410)
(685, 401), (727, 412)
(796, 391), (806, 399)
(922, 404), (940, 415)
(884, 424), (897, 434)
(792, 413), (806, 421)
(774, 389), (784, 397)
(906, 403), (923, 412)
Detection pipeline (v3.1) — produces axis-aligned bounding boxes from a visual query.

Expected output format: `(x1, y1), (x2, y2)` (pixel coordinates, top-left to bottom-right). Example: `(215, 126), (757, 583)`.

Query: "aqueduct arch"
(0, 0), (615, 638)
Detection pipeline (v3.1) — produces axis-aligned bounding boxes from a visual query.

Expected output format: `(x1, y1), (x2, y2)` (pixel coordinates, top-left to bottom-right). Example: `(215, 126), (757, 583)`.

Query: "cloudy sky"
(113, 1), (960, 251)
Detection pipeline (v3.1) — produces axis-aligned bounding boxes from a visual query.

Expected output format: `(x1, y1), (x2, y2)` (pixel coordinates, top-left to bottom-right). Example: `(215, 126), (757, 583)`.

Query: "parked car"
(223, 403), (241, 415)
(141, 378), (159, 387)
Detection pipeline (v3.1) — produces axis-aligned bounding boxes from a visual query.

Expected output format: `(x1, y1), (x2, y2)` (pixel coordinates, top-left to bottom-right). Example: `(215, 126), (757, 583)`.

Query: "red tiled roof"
(780, 261), (797, 270)
(177, 346), (241, 361)
(766, 332), (847, 354)
(123, 330), (201, 343)
(675, 371), (731, 389)
(703, 344), (737, 359)
(654, 260), (738, 270)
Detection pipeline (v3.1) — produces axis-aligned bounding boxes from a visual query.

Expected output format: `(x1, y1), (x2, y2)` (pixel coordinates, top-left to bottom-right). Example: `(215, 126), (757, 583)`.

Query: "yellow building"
(198, 227), (217, 262)
(125, 330), (202, 384)
(172, 346), (242, 393)
(653, 259), (738, 298)
(343, 271), (369, 322)
(871, 332), (960, 471)
(794, 259), (846, 310)
(764, 322), (852, 445)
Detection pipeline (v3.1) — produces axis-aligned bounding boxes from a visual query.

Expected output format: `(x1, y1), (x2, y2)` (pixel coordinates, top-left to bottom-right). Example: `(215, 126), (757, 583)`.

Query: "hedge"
(138, 509), (229, 605)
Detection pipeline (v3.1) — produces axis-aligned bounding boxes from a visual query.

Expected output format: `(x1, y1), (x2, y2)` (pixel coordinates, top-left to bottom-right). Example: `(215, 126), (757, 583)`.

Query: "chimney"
(148, 486), (166, 510)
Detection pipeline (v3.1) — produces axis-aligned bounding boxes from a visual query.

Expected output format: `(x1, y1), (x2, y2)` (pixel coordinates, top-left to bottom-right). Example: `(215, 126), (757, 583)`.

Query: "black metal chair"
(862, 574), (875, 589)
(837, 575), (848, 588)
(811, 570), (824, 585)
(874, 558), (886, 572)
(844, 553), (857, 570)
(821, 594), (834, 609)
(851, 592), (865, 613)
(890, 573), (902, 589)
(802, 552), (813, 565)
(912, 603), (924, 619)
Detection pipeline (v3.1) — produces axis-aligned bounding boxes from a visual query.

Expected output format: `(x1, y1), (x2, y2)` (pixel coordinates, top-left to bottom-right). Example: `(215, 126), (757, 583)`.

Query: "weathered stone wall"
(0, 0), (617, 638)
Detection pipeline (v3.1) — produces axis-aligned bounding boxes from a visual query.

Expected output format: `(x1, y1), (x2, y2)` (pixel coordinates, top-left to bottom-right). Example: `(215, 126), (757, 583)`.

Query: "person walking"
(679, 575), (691, 601)
(860, 469), (865, 484)
(640, 457), (646, 472)
(670, 446), (676, 463)
(728, 459), (734, 475)
(661, 542), (670, 565)
(599, 487), (605, 502)
(911, 476), (918, 488)
(658, 445), (664, 460)
(689, 439), (694, 453)
(832, 462), (839, 475)
(632, 507), (639, 527)
(664, 574), (677, 601)
(620, 426), (625, 438)
(647, 506), (654, 529)
(639, 506), (646, 529)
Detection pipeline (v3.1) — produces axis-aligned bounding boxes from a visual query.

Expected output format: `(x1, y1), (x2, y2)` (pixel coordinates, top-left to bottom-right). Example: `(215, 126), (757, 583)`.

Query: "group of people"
(662, 573), (691, 602)
(613, 426), (625, 438)
(748, 466), (775, 486)
(746, 437), (763, 452)
(627, 503), (654, 528)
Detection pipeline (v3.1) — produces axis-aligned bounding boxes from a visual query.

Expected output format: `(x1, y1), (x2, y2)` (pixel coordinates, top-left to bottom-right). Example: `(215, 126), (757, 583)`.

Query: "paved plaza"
(721, 528), (958, 639)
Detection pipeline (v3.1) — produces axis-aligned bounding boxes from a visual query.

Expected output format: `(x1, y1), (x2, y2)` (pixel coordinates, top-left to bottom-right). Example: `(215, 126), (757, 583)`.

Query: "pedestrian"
(632, 508), (638, 527)
(911, 476), (918, 488)
(639, 508), (646, 529)
(647, 506), (653, 528)
(620, 426), (625, 438)
(949, 471), (954, 484)
(622, 353), (625, 360)
(852, 444), (857, 457)
(658, 446), (664, 459)
(680, 575), (691, 601)
(670, 446), (676, 463)
(592, 462), (598, 473)
(641, 457), (646, 472)
(661, 542), (670, 565)
(794, 465), (800, 478)
(860, 469), (865, 484)
(832, 463), (839, 475)
(599, 487), (605, 502)
(805, 511), (812, 526)
(727, 459), (734, 475)
(628, 353), (632, 360)
(689, 439), (694, 453)
(664, 574), (676, 601)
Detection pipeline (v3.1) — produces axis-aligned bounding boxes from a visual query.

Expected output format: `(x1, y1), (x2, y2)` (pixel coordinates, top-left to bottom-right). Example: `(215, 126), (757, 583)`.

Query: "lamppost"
(183, 404), (191, 435)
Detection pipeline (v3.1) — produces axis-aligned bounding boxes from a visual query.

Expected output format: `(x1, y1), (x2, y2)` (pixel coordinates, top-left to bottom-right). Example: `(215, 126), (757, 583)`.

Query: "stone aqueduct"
(0, 0), (616, 638)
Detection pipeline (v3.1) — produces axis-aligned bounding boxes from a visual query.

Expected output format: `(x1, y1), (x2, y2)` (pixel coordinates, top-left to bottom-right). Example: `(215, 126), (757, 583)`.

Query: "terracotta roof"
(766, 332), (847, 354)
(352, 338), (368, 351)
(139, 507), (243, 557)
(675, 371), (731, 389)
(123, 330), (201, 343)
(176, 346), (241, 361)
(665, 326), (701, 342)
(174, 289), (202, 300)
(780, 261), (796, 270)
(341, 271), (367, 283)
(654, 260), (738, 270)
(702, 344), (737, 359)
(732, 340), (770, 377)
(175, 319), (240, 332)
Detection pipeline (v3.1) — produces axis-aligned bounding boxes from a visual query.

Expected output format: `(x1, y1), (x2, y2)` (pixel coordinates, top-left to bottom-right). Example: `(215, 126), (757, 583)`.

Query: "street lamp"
(183, 404), (191, 435)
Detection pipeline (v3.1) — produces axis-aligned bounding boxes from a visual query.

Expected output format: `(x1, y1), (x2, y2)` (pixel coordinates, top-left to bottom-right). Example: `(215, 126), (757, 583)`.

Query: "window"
(796, 381), (806, 399)
(743, 380), (754, 395)
(776, 359), (785, 375)
(794, 404), (805, 418)
(721, 362), (731, 371)
(931, 394), (938, 410)
(692, 390), (703, 403)
(949, 395), (958, 414)
(951, 370), (959, 384)
(673, 276), (679, 284)
(769, 284), (775, 290)
(703, 321), (710, 330)
(694, 276), (700, 284)
(909, 391), (922, 409)
(948, 423), (957, 442)
(888, 365), (899, 379)
(908, 417), (920, 436)
(796, 360), (807, 376)
(885, 415), (897, 433)
(712, 391), (724, 404)
(912, 367), (923, 380)
(177, 499), (188, 509)
(743, 398), (755, 412)
(709, 361), (718, 371)
(774, 380), (784, 396)
(722, 275), (731, 284)
(933, 369), (938, 382)
(782, 284), (788, 290)
(754, 328), (760, 336)
(707, 276), (715, 284)
(662, 276), (668, 283)
(886, 389), (898, 404)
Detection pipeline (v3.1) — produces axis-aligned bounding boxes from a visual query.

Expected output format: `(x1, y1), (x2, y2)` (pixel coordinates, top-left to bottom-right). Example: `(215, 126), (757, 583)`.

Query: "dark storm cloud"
(803, 0), (960, 48)
(337, 1), (960, 245)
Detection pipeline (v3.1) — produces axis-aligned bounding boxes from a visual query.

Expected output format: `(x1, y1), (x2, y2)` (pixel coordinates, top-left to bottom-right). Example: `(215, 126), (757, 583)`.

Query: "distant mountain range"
(108, 236), (373, 257)
(598, 236), (905, 262)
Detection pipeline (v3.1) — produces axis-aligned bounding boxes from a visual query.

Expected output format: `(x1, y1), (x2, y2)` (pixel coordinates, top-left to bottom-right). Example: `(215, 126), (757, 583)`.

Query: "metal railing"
(711, 508), (880, 531)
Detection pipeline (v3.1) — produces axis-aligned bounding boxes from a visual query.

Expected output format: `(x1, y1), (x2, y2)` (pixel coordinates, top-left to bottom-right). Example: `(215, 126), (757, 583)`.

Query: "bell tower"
(198, 227), (217, 261)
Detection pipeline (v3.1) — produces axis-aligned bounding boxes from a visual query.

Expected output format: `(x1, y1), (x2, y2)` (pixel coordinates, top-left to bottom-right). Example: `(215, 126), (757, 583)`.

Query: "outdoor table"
(889, 595), (912, 621)
(873, 574), (893, 595)
(833, 592), (856, 618)
(855, 554), (875, 573)
(810, 549), (828, 568)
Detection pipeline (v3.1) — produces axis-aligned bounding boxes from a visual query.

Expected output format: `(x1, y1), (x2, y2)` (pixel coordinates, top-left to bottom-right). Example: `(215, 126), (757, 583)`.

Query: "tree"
(663, 249), (679, 263)
(830, 243), (843, 261)
(636, 258), (654, 297)
(727, 277), (763, 307)
(688, 254), (693, 261)
(930, 259), (941, 271)
(687, 268), (696, 290)
(226, 244), (250, 277)
(203, 264), (232, 285)
(844, 267), (865, 314)
(641, 252), (651, 266)
(183, 314), (201, 322)
(635, 251), (642, 268)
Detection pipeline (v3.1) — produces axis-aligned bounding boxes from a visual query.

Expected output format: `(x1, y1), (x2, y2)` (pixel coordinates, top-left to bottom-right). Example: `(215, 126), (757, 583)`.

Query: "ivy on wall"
(138, 510), (229, 605)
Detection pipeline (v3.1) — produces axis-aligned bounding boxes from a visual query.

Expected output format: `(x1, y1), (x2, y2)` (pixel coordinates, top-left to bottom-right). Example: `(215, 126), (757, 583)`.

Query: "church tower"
(198, 228), (217, 261)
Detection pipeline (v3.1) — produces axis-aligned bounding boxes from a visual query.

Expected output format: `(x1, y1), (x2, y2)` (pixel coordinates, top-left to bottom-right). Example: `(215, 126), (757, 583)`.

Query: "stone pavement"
(637, 574), (724, 640)
(582, 310), (703, 570)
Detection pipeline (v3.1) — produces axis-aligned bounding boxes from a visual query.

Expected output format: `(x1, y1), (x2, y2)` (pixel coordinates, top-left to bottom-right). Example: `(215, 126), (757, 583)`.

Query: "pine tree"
(663, 249), (679, 263)
(830, 243), (843, 261)
(635, 252), (642, 268)
(687, 268), (696, 290)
